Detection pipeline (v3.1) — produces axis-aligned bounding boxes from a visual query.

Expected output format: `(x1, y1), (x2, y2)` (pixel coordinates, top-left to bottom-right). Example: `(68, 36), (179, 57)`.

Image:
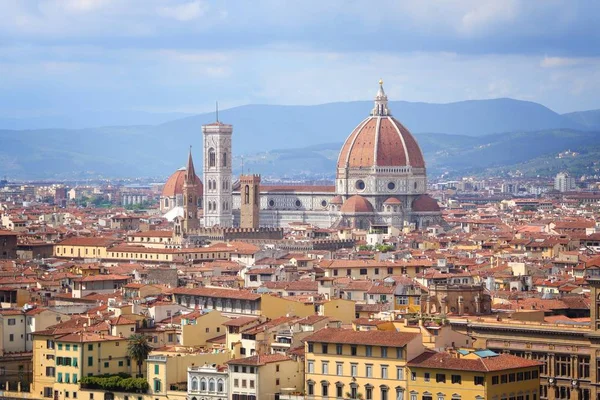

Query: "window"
(45, 367), (55, 377)
(336, 384), (343, 398)
(322, 344), (328, 354)
(411, 371), (416, 381)
(249, 380), (254, 389)
(500, 374), (507, 384)
(380, 386), (389, 400)
(308, 361), (315, 373)
(474, 376), (484, 386)
(366, 386), (373, 400)
(8, 318), (15, 325)
(322, 383), (329, 397)
(336, 344), (343, 355)
(508, 373), (516, 382)
(73, 345), (78, 351)
(88, 356), (93, 366)
(337, 363), (343, 375)
(322, 361), (329, 374)
(424, 372), (430, 382)
(351, 346), (357, 356)
(451, 374), (461, 384)
(66, 344), (71, 351)
(104, 361), (109, 368)
(351, 363), (357, 377)
(88, 344), (93, 351)
(276, 378), (280, 386)
(381, 365), (388, 379)
(396, 367), (404, 380)
(381, 347), (388, 358)
(307, 381), (314, 396)
(366, 364), (373, 378)
(154, 379), (161, 392)
(234, 379), (239, 388)
(366, 346), (373, 356)
(436, 373), (446, 383)
(9, 334), (14, 341)
(154, 364), (159, 374)
(396, 348), (404, 359)
(360, 268), (368, 275)
(208, 148), (216, 167)
(308, 343), (314, 353)
(242, 379), (247, 388)
(57, 372), (63, 383)
(556, 355), (571, 377)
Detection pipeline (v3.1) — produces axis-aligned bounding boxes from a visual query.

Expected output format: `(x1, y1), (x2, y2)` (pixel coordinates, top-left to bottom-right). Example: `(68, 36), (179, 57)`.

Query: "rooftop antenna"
(216, 101), (219, 123)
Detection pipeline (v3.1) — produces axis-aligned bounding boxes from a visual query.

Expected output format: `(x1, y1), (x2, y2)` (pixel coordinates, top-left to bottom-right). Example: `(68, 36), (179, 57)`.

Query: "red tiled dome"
(412, 194), (440, 212)
(337, 117), (425, 172)
(162, 168), (203, 198)
(383, 197), (402, 205)
(330, 195), (344, 205)
(337, 82), (425, 177)
(340, 195), (375, 213)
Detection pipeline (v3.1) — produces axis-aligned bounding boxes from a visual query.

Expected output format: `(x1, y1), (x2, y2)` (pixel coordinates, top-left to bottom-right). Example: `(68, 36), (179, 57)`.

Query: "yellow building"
(31, 331), (131, 400)
(304, 327), (424, 400)
(407, 349), (542, 400)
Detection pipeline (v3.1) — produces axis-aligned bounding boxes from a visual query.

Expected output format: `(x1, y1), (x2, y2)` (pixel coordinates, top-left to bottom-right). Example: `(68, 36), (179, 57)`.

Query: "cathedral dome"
(337, 81), (425, 175)
(411, 194), (440, 212)
(329, 195), (344, 205)
(162, 167), (203, 198)
(340, 195), (375, 213)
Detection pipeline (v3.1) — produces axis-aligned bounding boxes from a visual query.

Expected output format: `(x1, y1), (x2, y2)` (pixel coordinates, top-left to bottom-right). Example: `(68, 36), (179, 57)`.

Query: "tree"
(127, 334), (152, 378)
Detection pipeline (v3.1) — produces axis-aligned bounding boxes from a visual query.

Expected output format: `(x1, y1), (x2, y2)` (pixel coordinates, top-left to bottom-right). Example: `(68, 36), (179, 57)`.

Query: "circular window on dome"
(355, 180), (365, 191)
(295, 200), (301, 207)
(387, 182), (396, 191)
(268, 199), (275, 207)
(321, 200), (327, 208)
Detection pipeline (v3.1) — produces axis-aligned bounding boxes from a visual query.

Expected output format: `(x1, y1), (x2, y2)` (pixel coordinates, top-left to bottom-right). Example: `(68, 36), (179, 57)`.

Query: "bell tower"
(240, 174), (261, 229)
(182, 147), (200, 233)
(202, 120), (233, 227)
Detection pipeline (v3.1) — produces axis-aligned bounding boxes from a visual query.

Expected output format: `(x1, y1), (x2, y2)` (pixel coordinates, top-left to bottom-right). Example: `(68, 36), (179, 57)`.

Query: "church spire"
(185, 146), (196, 184)
(371, 79), (390, 116)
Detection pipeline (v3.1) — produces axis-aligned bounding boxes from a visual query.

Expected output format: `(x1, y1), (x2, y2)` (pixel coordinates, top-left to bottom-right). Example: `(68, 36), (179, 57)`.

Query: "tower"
(182, 147), (200, 233)
(240, 174), (261, 229)
(203, 121), (233, 227)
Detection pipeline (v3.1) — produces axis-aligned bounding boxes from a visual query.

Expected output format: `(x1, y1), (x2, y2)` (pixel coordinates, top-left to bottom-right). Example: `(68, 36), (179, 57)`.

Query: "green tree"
(127, 334), (152, 378)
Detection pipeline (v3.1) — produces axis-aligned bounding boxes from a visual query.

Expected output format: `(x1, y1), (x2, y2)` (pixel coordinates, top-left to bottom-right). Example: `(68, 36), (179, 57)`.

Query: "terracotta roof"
(340, 195), (375, 213)
(412, 194), (441, 212)
(304, 327), (419, 347)
(408, 350), (543, 372)
(226, 353), (291, 366)
(57, 237), (120, 247)
(337, 115), (425, 172)
(161, 168), (203, 198)
(172, 287), (261, 301)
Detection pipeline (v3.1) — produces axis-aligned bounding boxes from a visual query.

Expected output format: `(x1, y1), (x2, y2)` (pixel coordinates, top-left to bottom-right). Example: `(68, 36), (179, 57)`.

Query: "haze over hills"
(0, 98), (597, 180)
(563, 109), (600, 130)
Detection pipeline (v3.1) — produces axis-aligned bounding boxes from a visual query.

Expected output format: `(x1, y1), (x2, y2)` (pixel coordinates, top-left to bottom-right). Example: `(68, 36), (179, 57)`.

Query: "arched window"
(200, 378), (206, 391)
(217, 379), (224, 392)
(164, 198), (169, 208)
(244, 185), (250, 204)
(208, 378), (215, 392)
(191, 378), (198, 391)
(208, 148), (216, 167)
(222, 152), (227, 167)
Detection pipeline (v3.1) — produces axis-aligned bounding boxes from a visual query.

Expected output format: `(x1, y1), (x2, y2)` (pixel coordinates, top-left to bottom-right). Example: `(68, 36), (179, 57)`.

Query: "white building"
(555, 172), (576, 192)
(188, 363), (228, 400)
(203, 121), (233, 227)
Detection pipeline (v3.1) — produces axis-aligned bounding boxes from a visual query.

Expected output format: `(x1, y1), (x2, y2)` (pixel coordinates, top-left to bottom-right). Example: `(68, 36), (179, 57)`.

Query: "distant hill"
(0, 97), (597, 179)
(563, 109), (600, 130)
(151, 98), (585, 156)
(238, 130), (600, 179)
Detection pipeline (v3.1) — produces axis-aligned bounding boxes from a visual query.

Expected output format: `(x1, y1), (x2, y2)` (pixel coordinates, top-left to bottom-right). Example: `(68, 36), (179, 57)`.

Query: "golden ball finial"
(379, 79), (383, 85)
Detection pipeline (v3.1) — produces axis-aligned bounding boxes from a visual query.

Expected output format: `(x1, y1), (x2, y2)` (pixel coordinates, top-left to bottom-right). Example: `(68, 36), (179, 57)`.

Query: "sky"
(1, 0), (599, 120)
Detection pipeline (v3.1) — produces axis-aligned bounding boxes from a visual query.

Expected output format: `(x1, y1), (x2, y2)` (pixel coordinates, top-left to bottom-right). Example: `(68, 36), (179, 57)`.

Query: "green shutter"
(88, 356), (93, 366)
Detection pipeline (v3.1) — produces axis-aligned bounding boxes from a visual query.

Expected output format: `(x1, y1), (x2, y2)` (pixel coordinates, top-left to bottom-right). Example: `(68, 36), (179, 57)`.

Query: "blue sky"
(1, 0), (599, 119)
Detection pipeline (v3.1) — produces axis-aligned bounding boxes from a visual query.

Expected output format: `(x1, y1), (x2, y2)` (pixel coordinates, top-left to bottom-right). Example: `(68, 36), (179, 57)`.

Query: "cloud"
(156, 0), (208, 21)
(540, 56), (584, 68)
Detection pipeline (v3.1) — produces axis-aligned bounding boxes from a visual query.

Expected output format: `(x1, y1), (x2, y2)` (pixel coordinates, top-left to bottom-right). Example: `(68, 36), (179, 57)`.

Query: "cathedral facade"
(160, 81), (442, 230)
